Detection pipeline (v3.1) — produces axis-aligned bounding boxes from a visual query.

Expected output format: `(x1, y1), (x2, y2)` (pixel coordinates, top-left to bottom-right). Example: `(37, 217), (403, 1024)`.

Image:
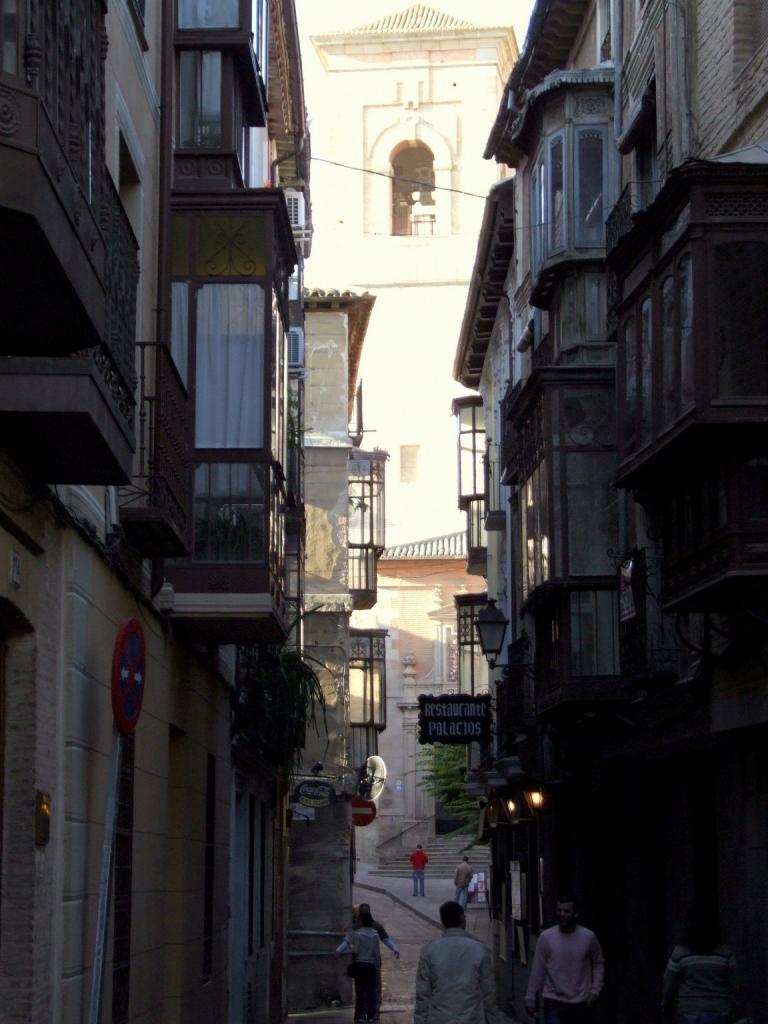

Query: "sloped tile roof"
(348, 4), (477, 35)
(381, 531), (466, 560)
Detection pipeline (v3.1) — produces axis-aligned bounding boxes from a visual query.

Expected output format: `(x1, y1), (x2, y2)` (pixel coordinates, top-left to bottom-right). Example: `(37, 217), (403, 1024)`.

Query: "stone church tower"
(304, 4), (518, 545)
(298, 3), (517, 862)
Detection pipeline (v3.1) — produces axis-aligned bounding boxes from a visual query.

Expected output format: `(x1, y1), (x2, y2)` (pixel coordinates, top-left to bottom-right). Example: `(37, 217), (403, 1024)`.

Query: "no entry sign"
(351, 795), (377, 827)
(111, 619), (146, 735)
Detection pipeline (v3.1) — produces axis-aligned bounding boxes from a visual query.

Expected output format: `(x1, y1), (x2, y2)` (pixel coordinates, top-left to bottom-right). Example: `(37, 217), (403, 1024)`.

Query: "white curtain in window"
(196, 283), (265, 448)
(178, 0), (238, 28)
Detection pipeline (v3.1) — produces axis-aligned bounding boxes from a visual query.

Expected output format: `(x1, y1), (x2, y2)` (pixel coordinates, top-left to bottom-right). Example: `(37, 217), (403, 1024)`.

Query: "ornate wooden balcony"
(0, 177), (138, 483)
(609, 159), (768, 491)
(119, 345), (190, 557)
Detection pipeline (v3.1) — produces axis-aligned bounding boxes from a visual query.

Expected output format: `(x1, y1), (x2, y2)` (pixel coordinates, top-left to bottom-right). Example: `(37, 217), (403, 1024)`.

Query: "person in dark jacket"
(662, 907), (738, 1024)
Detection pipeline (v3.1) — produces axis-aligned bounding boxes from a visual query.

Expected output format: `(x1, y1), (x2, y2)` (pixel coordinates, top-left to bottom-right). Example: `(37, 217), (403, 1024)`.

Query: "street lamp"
(474, 599), (509, 669)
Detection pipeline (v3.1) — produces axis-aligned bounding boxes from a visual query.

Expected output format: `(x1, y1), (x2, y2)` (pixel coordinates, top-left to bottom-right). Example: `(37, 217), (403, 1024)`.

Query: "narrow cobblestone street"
(289, 863), (502, 1024)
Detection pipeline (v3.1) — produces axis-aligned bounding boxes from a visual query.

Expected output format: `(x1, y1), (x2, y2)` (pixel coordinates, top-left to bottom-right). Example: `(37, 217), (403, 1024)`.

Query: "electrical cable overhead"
(311, 156), (488, 199)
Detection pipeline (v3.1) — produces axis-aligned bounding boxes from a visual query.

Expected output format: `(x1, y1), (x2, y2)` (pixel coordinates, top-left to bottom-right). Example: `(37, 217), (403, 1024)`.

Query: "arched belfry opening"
(391, 142), (435, 236)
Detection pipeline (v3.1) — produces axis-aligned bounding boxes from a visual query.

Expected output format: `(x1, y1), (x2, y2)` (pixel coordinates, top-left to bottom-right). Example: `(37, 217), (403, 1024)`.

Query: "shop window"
(179, 50), (222, 148)
(714, 241), (768, 397)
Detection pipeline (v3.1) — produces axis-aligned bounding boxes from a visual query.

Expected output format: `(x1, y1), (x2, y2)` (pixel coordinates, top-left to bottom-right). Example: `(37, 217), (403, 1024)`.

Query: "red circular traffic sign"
(351, 795), (377, 828)
(111, 619), (146, 735)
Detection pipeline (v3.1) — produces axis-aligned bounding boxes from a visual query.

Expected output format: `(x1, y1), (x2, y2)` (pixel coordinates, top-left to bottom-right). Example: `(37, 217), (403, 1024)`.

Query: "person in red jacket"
(410, 844), (429, 896)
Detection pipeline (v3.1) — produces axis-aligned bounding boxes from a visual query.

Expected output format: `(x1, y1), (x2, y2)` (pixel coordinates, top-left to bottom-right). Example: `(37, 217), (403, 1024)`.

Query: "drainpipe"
(156, 0), (174, 350)
(612, 0), (627, 557)
(612, 0), (624, 198)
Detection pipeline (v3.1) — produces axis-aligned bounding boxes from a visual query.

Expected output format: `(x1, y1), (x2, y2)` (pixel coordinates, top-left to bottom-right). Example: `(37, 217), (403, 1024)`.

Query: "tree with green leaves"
(416, 743), (481, 832)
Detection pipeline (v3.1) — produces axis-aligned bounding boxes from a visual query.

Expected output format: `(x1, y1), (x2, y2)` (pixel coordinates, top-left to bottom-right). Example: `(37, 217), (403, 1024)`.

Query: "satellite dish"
(365, 755), (387, 802)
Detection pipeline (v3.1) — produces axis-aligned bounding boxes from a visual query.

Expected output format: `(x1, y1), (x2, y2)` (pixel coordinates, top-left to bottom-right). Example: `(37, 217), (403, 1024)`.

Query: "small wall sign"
(417, 693), (492, 745)
(111, 619), (146, 735)
(293, 779), (336, 808)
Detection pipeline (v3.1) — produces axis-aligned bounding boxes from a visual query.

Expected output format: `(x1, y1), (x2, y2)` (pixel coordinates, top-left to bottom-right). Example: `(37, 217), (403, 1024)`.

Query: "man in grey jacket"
(414, 901), (497, 1024)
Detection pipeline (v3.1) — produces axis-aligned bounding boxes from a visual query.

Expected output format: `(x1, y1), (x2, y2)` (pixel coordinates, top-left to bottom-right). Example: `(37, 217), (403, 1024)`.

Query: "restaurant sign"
(417, 694), (493, 745)
(293, 780), (336, 808)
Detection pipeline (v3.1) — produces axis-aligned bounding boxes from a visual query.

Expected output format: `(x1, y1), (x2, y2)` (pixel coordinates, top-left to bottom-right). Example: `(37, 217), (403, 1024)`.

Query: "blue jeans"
(542, 999), (591, 1024)
(412, 869), (425, 896)
(455, 882), (469, 908)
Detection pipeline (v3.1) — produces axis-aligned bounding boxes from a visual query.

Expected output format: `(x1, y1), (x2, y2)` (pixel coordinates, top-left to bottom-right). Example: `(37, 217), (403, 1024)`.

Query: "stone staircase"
(368, 833), (490, 879)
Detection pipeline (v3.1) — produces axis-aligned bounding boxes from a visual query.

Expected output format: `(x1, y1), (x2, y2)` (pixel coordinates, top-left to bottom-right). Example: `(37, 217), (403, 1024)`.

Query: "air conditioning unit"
(285, 190), (306, 229)
(287, 327), (304, 368)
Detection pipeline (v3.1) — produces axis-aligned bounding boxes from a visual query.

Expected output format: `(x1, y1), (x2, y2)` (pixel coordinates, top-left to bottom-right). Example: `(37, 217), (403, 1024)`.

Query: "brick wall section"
(0, 634), (44, 1021)
(693, 0), (768, 155)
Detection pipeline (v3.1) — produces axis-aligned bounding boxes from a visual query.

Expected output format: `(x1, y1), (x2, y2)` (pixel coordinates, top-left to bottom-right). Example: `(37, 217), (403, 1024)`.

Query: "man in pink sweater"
(524, 896), (604, 1023)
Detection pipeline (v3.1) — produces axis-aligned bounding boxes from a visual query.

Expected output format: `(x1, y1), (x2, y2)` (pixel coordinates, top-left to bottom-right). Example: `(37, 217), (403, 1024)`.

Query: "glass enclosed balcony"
(348, 449), (387, 609)
(455, 592), (487, 695)
(349, 629), (388, 731)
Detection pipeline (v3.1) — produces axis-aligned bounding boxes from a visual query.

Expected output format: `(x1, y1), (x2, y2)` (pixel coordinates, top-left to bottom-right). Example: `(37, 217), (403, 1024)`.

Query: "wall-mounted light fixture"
(474, 599), (509, 670)
(525, 789), (544, 813)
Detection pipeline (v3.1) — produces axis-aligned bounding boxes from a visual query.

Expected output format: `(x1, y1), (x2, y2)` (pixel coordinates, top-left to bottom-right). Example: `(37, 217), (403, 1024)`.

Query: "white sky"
(294, 0), (536, 59)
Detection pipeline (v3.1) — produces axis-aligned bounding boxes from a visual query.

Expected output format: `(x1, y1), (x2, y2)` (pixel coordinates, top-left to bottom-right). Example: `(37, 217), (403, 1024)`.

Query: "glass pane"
(661, 277), (676, 427)
(170, 282), (189, 387)
(520, 461), (550, 598)
(714, 242), (768, 397)
(585, 276), (605, 339)
(576, 129), (605, 245)
(549, 136), (565, 252)
(179, 51), (222, 149)
(679, 255), (695, 410)
(349, 666), (367, 724)
(171, 215), (191, 277)
(531, 164), (544, 272)
(570, 591), (618, 676)
(197, 215), (267, 276)
(623, 317), (636, 450)
(179, 0), (238, 28)
(2, 0), (17, 75)
(195, 284), (265, 448)
(566, 452), (617, 574)
(372, 665), (385, 727)
(639, 297), (652, 444)
(193, 462), (266, 561)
